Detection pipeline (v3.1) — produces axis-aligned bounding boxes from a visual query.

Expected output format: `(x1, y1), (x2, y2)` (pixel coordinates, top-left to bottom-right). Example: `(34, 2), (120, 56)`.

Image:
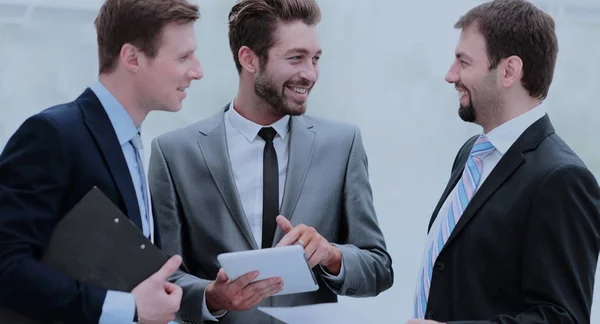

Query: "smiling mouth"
(287, 85), (308, 94)
(456, 87), (469, 99)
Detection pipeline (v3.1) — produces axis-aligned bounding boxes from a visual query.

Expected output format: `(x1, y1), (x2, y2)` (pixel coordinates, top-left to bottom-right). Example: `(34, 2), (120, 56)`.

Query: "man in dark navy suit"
(409, 1), (600, 323)
(0, 0), (203, 323)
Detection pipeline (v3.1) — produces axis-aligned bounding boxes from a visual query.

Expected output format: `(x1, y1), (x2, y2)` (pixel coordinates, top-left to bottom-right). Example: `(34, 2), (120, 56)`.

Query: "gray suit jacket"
(148, 106), (393, 324)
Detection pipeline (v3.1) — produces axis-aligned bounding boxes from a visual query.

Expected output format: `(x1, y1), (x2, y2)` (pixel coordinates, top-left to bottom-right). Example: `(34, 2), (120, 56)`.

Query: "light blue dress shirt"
(90, 81), (152, 323)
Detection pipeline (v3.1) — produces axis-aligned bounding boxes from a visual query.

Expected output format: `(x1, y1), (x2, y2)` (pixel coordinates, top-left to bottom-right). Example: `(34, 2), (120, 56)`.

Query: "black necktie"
(258, 127), (279, 249)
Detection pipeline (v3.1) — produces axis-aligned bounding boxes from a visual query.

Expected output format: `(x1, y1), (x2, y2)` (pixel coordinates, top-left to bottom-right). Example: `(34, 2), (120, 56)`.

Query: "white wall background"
(1, 0), (600, 322)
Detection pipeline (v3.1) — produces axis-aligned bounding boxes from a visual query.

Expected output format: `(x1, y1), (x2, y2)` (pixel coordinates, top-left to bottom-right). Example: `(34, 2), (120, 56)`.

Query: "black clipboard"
(0, 187), (168, 323)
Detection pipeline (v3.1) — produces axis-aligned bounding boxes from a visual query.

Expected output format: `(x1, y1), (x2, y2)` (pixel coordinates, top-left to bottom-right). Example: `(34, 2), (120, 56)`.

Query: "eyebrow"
(284, 48), (322, 56)
(456, 52), (473, 62)
(180, 48), (196, 57)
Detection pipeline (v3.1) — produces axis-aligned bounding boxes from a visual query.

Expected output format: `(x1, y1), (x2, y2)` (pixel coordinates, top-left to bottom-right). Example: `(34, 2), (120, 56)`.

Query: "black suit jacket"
(0, 88), (160, 323)
(425, 115), (600, 323)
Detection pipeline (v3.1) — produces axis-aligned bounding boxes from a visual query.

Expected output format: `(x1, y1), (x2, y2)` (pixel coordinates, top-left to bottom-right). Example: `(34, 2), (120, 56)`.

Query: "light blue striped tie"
(413, 135), (495, 318)
(130, 133), (151, 239)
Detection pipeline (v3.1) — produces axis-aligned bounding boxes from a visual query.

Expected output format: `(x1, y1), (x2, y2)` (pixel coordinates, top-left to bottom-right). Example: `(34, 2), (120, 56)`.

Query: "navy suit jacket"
(0, 88), (161, 323)
(423, 115), (600, 323)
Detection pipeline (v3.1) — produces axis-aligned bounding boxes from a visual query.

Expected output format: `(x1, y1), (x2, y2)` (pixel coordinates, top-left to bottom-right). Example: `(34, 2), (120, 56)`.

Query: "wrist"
(323, 245), (342, 275)
(205, 282), (218, 312)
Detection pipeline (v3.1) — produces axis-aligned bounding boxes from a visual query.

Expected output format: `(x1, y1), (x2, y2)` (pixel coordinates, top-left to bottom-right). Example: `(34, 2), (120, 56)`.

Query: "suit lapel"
(77, 88), (143, 230)
(442, 115), (554, 248)
(428, 162), (465, 232)
(443, 148), (524, 247)
(274, 116), (316, 245)
(196, 108), (258, 250)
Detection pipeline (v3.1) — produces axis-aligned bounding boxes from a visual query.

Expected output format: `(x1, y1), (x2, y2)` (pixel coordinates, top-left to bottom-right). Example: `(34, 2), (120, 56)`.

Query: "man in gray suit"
(148, 0), (393, 323)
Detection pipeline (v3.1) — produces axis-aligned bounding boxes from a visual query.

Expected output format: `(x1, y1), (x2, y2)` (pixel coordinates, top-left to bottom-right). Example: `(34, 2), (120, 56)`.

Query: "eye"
(312, 56), (320, 63)
(288, 55), (302, 61)
(460, 60), (468, 67)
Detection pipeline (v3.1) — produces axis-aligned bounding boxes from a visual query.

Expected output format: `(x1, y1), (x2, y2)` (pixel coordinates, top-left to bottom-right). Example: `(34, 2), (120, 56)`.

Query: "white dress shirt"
(225, 101), (291, 247)
(416, 102), (547, 301)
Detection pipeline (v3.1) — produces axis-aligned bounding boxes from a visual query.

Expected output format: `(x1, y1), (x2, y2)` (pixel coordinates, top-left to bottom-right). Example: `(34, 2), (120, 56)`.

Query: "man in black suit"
(0, 0), (203, 323)
(408, 0), (600, 323)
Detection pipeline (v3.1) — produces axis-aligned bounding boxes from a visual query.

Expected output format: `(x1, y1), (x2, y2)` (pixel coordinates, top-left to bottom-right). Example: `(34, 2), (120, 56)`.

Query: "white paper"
(258, 302), (369, 324)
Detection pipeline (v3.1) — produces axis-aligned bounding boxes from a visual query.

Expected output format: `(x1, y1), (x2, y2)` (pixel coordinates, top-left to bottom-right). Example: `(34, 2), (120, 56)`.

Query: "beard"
(458, 98), (476, 122)
(457, 72), (499, 124)
(254, 69), (310, 117)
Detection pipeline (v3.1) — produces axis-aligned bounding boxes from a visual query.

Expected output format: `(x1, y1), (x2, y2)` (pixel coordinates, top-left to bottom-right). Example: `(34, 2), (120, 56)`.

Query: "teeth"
(291, 87), (307, 94)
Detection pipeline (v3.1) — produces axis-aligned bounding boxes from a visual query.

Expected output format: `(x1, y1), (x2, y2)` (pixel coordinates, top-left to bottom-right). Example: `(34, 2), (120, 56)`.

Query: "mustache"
(455, 82), (468, 91)
(286, 79), (312, 88)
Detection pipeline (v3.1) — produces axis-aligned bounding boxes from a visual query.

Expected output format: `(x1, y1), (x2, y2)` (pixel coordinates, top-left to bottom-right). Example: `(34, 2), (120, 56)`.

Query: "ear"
(119, 43), (142, 72)
(238, 46), (259, 74)
(501, 55), (523, 88)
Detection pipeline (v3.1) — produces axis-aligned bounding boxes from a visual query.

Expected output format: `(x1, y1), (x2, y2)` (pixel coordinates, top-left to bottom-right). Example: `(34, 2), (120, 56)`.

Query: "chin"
(163, 103), (183, 113)
(288, 106), (306, 116)
(289, 100), (308, 112)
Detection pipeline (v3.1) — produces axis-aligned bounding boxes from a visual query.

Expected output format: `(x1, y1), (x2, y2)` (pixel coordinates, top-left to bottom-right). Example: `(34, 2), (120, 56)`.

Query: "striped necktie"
(414, 135), (495, 318)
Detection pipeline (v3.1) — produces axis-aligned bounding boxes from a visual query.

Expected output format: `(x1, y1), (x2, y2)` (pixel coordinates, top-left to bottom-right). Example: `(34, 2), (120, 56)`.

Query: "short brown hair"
(455, 0), (558, 100)
(228, 0), (321, 73)
(95, 0), (200, 74)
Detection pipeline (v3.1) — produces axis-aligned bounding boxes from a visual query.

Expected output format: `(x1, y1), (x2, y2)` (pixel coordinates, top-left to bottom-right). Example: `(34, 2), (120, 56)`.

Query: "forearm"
(322, 243), (392, 297)
(337, 126), (394, 297)
(171, 270), (214, 323)
(0, 256), (106, 323)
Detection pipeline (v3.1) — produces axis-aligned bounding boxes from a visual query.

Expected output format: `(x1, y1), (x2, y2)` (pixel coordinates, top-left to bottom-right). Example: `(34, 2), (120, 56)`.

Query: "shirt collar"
(225, 98), (290, 143)
(485, 101), (547, 155)
(90, 80), (140, 145)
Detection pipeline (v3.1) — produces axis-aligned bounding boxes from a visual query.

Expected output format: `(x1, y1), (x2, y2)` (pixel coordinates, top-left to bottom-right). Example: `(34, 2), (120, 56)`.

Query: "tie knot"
(258, 127), (277, 142)
(130, 133), (143, 151)
(469, 135), (495, 158)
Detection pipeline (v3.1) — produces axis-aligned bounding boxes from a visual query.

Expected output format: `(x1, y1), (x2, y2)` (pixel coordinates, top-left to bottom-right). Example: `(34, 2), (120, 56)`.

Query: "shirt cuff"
(98, 290), (136, 324)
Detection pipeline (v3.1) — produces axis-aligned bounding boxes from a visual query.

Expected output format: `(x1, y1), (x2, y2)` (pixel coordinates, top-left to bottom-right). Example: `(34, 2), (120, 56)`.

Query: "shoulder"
(296, 115), (360, 146)
(11, 99), (83, 144)
(534, 133), (595, 183)
(152, 109), (224, 153)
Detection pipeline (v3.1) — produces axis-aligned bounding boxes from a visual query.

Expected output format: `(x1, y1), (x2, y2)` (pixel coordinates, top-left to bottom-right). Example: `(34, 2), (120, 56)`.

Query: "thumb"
(153, 255), (182, 281)
(276, 215), (293, 234)
(215, 268), (229, 283)
(165, 282), (182, 303)
(164, 282), (181, 294)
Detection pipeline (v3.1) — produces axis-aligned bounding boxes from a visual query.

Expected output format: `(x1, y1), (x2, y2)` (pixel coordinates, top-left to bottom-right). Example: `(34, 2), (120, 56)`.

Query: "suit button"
(434, 262), (445, 271)
(426, 310), (437, 320)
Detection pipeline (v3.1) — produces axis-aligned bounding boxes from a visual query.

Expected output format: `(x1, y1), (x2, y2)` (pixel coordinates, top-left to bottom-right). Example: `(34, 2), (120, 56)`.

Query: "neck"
(234, 78), (284, 126)
(98, 73), (148, 128)
(480, 96), (542, 133)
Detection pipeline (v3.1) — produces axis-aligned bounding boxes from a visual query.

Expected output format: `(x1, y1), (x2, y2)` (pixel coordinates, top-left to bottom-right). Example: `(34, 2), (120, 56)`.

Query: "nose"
(299, 61), (318, 84)
(188, 56), (203, 80)
(445, 60), (460, 84)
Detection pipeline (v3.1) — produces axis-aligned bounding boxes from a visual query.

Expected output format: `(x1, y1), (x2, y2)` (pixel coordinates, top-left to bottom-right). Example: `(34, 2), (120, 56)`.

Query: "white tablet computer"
(217, 245), (319, 296)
